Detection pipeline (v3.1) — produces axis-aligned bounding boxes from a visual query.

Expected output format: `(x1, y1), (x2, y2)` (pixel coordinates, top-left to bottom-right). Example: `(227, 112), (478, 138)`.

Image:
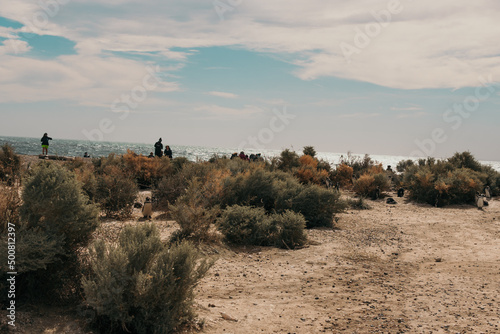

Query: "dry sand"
(3, 192), (499, 333)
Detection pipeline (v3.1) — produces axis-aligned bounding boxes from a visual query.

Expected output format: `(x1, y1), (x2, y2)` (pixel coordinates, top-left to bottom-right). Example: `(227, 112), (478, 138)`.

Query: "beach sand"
(3, 159), (499, 333)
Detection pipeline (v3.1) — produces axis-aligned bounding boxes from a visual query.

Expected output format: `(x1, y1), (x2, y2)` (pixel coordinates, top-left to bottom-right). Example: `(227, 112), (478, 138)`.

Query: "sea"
(2, 135), (500, 172)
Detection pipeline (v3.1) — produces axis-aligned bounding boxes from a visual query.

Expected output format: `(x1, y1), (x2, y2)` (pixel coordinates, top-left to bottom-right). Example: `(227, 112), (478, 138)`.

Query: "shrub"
(21, 162), (99, 252)
(82, 223), (213, 334)
(295, 155), (329, 185)
(345, 197), (372, 210)
(403, 166), (438, 205)
(277, 149), (300, 172)
(15, 162), (99, 301)
(339, 152), (377, 178)
(217, 205), (268, 245)
(271, 210), (307, 249)
(448, 151), (482, 172)
(169, 179), (221, 243)
(95, 165), (138, 218)
(221, 168), (279, 212)
(122, 150), (173, 188)
(480, 165), (500, 196)
(302, 146), (316, 158)
(66, 160), (98, 202)
(353, 170), (390, 198)
(330, 163), (354, 188)
(221, 168), (343, 228)
(153, 162), (218, 211)
(434, 168), (482, 205)
(0, 143), (21, 185)
(285, 184), (343, 228)
(0, 184), (21, 231)
(217, 205), (307, 249)
(396, 159), (415, 173)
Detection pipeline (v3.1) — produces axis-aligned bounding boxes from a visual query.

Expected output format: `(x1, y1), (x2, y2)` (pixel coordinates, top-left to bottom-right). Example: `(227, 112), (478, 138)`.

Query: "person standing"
(154, 138), (163, 157)
(164, 145), (172, 159)
(41, 133), (52, 155)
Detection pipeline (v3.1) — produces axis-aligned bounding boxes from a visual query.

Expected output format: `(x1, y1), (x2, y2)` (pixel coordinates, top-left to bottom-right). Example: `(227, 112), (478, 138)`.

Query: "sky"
(0, 0), (499, 160)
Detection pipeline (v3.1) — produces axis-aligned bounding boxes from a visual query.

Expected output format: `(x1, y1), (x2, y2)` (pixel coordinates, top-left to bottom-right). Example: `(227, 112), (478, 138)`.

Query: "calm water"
(1, 135), (499, 172)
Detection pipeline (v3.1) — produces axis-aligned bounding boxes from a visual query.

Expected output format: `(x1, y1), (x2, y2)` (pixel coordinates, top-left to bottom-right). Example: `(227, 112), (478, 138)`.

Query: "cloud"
(0, 38), (30, 55)
(390, 106), (423, 111)
(338, 112), (380, 119)
(396, 111), (428, 119)
(194, 104), (265, 116)
(0, 54), (180, 104)
(207, 91), (239, 99)
(2, 0), (500, 104)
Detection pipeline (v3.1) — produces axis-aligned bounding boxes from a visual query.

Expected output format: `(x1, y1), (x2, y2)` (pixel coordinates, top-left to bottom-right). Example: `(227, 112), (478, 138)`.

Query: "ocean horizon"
(2, 135), (499, 172)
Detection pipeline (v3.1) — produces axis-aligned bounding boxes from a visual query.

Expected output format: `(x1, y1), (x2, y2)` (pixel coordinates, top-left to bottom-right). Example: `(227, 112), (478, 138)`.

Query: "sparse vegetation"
(83, 223), (213, 334)
(399, 152), (499, 206)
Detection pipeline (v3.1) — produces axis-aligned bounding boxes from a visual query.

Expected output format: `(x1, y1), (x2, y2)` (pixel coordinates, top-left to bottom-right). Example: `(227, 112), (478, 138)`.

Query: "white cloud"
(194, 104), (265, 116)
(0, 54), (180, 104)
(390, 106), (422, 111)
(2, 0), (500, 105)
(338, 112), (380, 119)
(207, 91), (239, 99)
(0, 39), (30, 55)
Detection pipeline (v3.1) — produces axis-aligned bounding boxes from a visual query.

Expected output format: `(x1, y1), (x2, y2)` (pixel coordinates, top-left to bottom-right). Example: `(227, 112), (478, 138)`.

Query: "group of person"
(40, 133), (174, 160)
(149, 138), (173, 159)
(231, 151), (263, 162)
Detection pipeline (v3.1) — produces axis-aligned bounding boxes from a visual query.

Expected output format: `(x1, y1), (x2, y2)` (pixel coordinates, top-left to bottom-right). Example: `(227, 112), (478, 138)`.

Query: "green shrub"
(13, 162), (99, 301)
(0, 143), (21, 185)
(434, 168), (482, 205)
(402, 155), (489, 206)
(302, 146), (316, 158)
(169, 181), (221, 243)
(153, 162), (217, 210)
(277, 149), (300, 172)
(217, 205), (307, 249)
(21, 162), (99, 251)
(396, 159), (415, 173)
(217, 205), (267, 245)
(95, 165), (138, 218)
(221, 168), (279, 211)
(270, 210), (307, 249)
(448, 151), (482, 172)
(285, 184), (343, 228)
(82, 223), (213, 334)
(220, 168), (343, 228)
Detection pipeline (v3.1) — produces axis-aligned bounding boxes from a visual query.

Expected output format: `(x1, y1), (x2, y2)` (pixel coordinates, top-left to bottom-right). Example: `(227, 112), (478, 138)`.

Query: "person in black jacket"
(41, 133), (52, 155)
(164, 145), (172, 159)
(154, 138), (163, 157)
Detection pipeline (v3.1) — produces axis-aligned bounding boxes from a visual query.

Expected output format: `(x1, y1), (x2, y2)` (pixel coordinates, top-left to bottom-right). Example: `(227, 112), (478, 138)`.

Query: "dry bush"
(96, 165), (138, 218)
(295, 155), (329, 185)
(0, 184), (21, 232)
(0, 143), (21, 185)
(331, 163), (354, 188)
(122, 150), (173, 188)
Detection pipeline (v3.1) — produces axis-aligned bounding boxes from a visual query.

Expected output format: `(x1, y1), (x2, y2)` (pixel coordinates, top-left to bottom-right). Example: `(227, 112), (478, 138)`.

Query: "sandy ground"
(2, 192), (499, 333)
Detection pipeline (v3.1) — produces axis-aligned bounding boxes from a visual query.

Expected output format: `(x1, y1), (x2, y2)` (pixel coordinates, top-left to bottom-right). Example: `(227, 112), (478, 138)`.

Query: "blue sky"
(0, 0), (499, 160)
